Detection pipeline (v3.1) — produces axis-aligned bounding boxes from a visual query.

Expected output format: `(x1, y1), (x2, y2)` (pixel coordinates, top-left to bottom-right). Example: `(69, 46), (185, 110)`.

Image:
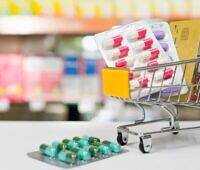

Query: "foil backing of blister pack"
(28, 149), (128, 169)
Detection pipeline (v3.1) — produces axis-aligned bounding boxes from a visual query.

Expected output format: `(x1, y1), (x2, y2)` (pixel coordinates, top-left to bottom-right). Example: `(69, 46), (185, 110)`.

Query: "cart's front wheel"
(117, 132), (128, 146)
(139, 135), (152, 153)
(139, 142), (147, 153)
(169, 121), (179, 135)
(172, 131), (179, 135)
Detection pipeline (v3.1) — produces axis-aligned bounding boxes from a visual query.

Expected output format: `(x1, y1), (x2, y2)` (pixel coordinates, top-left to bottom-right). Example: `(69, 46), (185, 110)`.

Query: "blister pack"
(150, 21), (188, 96)
(95, 21), (187, 99)
(95, 21), (168, 69)
(28, 136), (126, 168)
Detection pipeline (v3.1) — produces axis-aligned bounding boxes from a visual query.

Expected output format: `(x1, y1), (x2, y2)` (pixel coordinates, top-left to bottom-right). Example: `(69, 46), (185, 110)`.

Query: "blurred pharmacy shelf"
(0, 16), (120, 35)
(0, 0), (199, 121)
(0, 16), (196, 35)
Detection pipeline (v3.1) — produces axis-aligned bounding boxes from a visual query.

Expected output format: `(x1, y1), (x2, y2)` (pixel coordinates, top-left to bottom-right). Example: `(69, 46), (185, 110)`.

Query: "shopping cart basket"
(102, 57), (200, 153)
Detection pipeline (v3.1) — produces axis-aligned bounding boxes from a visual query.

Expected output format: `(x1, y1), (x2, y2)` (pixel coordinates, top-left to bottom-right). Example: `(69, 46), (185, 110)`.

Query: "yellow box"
(102, 68), (130, 99)
(170, 19), (200, 84)
(170, 19), (200, 101)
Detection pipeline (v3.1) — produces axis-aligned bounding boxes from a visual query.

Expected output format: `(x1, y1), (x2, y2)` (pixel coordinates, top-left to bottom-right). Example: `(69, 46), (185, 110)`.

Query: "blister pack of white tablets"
(95, 21), (187, 99)
(150, 21), (188, 96)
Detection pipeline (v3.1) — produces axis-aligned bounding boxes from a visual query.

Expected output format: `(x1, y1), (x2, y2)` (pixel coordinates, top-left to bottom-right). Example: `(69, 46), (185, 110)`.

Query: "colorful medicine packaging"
(0, 54), (24, 102)
(95, 21), (187, 99)
(28, 136), (126, 168)
(150, 21), (188, 95)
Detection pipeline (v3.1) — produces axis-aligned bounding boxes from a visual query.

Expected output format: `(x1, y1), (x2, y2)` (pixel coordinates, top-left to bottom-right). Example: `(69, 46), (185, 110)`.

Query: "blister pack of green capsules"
(28, 136), (127, 168)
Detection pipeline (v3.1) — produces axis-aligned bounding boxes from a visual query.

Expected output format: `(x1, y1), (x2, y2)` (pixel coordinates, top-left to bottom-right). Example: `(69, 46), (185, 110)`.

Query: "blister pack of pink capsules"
(95, 21), (186, 99)
(150, 21), (188, 96)
(95, 21), (169, 69)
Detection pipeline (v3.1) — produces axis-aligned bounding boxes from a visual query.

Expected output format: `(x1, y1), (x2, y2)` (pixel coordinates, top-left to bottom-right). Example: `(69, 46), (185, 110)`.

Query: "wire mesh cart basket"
(102, 57), (200, 153)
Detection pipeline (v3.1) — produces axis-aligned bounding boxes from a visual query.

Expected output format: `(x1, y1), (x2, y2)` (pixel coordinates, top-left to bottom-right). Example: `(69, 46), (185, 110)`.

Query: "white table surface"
(0, 121), (200, 170)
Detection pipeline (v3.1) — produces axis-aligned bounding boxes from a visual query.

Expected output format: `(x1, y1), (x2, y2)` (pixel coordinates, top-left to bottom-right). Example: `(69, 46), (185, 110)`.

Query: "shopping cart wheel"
(169, 121), (179, 135)
(172, 131), (179, 135)
(139, 135), (152, 153)
(117, 132), (128, 146)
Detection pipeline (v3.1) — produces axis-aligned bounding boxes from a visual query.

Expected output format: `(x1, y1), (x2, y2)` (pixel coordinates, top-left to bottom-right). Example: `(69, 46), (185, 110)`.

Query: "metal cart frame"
(105, 57), (200, 153)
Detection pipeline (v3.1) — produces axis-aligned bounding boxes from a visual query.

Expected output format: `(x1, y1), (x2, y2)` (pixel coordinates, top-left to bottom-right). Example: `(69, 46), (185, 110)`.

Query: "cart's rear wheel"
(117, 132), (128, 146)
(139, 136), (152, 153)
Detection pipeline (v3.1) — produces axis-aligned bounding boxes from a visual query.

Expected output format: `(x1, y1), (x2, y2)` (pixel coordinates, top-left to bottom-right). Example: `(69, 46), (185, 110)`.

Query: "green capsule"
(39, 144), (57, 157)
(102, 140), (121, 153)
(67, 140), (78, 150)
(92, 142), (110, 155)
(58, 150), (76, 164)
(88, 137), (100, 144)
(78, 139), (89, 148)
(40, 144), (48, 153)
(71, 147), (90, 161)
(77, 150), (90, 161)
(73, 137), (89, 148)
(98, 145), (111, 155)
(63, 139), (77, 150)
(52, 141), (64, 152)
(58, 150), (68, 162)
(88, 146), (99, 157)
(63, 139), (78, 150)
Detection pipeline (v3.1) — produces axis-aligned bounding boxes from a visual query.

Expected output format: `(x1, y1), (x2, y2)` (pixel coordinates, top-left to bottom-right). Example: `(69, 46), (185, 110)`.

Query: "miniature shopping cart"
(102, 57), (200, 153)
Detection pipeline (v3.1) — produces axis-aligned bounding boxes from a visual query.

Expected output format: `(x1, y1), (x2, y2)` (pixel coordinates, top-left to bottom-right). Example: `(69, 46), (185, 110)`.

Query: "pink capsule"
(148, 60), (158, 67)
(154, 68), (174, 81)
(103, 35), (123, 49)
(147, 58), (168, 67)
(130, 77), (148, 90)
(131, 38), (153, 50)
(115, 56), (135, 68)
(107, 46), (129, 60)
(163, 68), (174, 80)
(147, 58), (169, 72)
(129, 71), (141, 79)
(127, 28), (147, 40)
(137, 28), (147, 39)
(138, 77), (149, 87)
(139, 48), (160, 61)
